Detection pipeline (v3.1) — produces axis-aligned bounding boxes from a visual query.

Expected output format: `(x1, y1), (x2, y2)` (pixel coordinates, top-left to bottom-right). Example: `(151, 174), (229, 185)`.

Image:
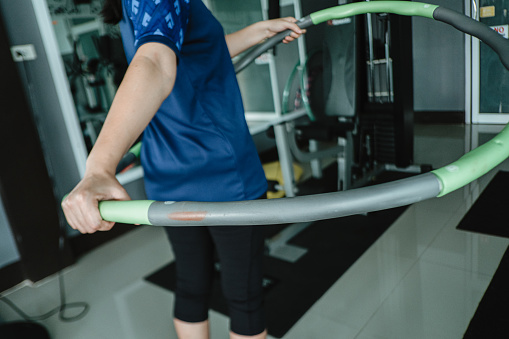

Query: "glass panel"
(207, 0), (275, 113)
(479, 0), (509, 114)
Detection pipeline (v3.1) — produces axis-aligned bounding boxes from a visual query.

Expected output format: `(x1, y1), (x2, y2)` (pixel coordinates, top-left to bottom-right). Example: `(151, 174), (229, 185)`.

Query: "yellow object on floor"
(263, 161), (303, 199)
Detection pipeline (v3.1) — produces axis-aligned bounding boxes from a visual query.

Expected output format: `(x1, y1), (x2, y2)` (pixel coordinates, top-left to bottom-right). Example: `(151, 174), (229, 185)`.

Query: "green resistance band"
(92, 1), (509, 225)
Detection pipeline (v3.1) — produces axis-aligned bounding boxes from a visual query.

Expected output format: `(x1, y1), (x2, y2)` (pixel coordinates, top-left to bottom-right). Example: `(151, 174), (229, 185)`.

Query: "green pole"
(309, 1), (438, 25)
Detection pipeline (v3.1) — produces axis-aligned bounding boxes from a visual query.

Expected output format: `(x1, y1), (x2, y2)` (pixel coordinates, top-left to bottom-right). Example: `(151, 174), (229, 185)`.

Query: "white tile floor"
(1, 124), (509, 339)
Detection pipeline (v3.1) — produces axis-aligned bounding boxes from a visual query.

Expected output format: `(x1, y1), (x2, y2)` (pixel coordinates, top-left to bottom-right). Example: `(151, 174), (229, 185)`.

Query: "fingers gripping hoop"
(98, 1), (509, 226)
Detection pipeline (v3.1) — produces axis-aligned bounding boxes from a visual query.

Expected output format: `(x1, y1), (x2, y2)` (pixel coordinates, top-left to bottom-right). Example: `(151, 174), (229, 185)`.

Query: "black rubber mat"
(463, 246), (509, 338)
(457, 171), (509, 338)
(457, 171), (509, 238)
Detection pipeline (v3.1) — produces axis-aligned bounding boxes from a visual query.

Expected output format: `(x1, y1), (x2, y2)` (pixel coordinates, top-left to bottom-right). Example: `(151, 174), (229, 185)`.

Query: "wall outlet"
(11, 44), (37, 62)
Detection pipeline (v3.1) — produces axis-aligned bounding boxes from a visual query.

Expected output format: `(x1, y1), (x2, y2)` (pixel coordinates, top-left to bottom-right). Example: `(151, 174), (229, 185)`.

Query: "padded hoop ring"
(96, 1), (509, 226)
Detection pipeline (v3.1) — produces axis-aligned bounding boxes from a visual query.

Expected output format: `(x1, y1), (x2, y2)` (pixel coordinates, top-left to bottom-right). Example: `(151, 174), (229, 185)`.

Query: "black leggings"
(164, 223), (266, 336)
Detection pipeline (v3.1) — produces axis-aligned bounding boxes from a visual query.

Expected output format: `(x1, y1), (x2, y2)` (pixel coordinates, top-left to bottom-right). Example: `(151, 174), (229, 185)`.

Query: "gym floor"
(1, 124), (508, 339)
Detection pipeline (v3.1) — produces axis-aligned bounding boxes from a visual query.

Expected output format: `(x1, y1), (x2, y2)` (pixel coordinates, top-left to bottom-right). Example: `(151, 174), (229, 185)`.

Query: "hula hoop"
(96, 1), (509, 226)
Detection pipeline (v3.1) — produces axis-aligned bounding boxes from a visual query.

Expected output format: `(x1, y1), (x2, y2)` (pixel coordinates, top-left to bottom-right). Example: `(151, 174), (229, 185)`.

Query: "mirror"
(47, 0), (127, 152)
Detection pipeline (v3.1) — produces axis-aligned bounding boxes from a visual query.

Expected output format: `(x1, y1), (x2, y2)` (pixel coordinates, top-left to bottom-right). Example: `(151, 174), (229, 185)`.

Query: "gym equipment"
(92, 1), (509, 226)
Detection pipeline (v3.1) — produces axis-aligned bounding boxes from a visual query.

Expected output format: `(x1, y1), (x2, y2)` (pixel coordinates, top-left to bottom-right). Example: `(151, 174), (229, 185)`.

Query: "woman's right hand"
(61, 172), (131, 234)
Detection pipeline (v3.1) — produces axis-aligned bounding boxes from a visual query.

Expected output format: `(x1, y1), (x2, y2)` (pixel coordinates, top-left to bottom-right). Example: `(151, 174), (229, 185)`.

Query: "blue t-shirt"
(119, 0), (267, 202)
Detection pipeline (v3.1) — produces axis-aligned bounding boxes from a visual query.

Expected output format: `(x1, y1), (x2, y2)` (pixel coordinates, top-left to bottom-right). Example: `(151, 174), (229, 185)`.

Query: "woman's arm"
(62, 42), (177, 234)
(225, 17), (304, 58)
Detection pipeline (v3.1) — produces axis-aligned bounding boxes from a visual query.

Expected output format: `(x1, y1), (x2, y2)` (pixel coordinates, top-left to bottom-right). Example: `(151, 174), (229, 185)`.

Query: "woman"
(62, 0), (304, 338)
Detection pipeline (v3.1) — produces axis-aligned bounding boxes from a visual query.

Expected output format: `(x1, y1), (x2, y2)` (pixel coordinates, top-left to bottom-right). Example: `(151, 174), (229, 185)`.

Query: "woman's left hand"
(225, 16), (306, 58)
(264, 17), (306, 43)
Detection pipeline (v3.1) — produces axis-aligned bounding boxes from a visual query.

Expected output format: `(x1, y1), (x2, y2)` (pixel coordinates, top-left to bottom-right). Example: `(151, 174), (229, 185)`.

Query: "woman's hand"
(61, 172), (131, 234)
(61, 42), (177, 234)
(264, 17), (306, 44)
(226, 16), (306, 58)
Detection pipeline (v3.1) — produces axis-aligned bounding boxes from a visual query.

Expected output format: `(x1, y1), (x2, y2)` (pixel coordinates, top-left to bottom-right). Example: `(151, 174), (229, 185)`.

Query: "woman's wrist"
(256, 20), (273, 41)
(84, 154), (118, 178)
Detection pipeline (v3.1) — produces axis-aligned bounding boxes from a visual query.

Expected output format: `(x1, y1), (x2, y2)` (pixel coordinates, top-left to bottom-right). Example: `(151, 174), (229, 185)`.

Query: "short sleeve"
(125, 0), (190, 54)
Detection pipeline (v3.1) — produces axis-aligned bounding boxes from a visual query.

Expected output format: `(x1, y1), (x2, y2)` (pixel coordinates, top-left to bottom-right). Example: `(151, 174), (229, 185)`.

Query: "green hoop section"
(129, 142), (142, 158)
(99, 200), (155, 225)
(309, 1), (438, 25)
(433, 125), (509, 196)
